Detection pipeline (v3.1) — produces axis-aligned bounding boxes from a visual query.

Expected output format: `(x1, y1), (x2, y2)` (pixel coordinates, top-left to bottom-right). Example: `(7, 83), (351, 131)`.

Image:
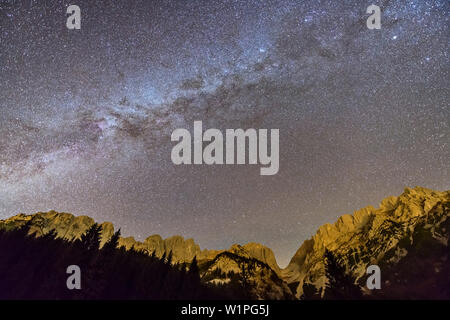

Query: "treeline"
(301, 249), (363, 300)
(0, 223), (243, 299)
(301, 221), (450, 300)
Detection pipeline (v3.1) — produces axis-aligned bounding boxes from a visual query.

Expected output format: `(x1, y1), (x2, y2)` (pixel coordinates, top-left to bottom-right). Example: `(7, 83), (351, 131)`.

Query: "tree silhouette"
(240, 262), (251, 290)
(103, 229), (121, 252)
(0, 223), (277, 300)
(189, 256), (199, 277)
(0, 226), (233, 299)
(80, 223), (102, 251)
(42, 229), (58, 241)
(167, 250), (173, 265)
(301, 283), (321, 300)
(323, 249), (362, 300)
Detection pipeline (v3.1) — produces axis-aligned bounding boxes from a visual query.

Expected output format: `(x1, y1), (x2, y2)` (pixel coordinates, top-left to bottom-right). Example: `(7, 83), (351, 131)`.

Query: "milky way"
(0, 0), (449, 266)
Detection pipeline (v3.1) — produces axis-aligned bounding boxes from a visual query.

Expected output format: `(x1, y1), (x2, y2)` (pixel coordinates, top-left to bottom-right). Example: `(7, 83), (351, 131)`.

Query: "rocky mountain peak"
(1, 186), (448, 299)
(282, 186), (450, 298)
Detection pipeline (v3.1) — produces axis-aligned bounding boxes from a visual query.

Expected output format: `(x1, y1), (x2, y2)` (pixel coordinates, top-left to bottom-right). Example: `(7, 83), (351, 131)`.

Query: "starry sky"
(0, 0), (449, 267)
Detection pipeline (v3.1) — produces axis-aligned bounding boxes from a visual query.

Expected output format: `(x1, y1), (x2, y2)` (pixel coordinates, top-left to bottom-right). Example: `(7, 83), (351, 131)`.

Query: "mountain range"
(1, 186), (449, 299)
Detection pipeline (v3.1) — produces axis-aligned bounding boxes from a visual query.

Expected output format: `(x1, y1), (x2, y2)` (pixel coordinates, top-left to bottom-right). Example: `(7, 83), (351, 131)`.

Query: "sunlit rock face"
(1, 186), (448, 299)
(117, 234), (220, 264)
(0, 211), (113, 246)
(0, 211), (279, 271)
(0, 210), (216, 263)
(282, 187), (450, 298)
(201, 248), (293, 300)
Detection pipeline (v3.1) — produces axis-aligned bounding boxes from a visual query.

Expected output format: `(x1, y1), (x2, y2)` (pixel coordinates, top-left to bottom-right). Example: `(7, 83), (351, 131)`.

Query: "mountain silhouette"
(1, 186), (448, 299)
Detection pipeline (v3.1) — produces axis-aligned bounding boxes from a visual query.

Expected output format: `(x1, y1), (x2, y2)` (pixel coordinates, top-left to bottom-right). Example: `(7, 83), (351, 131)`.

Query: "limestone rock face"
(282, 186), (450, 298)
(0, 210), (111, 246)
(242, 243), (281, 275)
(2, 186), (448, 299)
(202, 248), (292, 299)
(118, 234), (219, 264)
(0, 210), (220, 264)
(0, 210), (284, 271)
(196, 243), (291, 299)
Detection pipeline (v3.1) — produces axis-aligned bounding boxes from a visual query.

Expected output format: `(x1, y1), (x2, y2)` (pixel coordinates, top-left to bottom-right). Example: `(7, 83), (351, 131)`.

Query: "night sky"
(0, 0), (449, 267)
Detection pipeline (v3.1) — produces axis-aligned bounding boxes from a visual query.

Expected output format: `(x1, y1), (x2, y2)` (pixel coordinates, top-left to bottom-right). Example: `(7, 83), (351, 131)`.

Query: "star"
(0, 0), (448, 268)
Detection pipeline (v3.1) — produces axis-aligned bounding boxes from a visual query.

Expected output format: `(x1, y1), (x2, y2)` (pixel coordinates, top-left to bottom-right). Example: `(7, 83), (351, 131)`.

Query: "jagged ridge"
(282, 186), (450, 298)
(1, 186), (448, 299)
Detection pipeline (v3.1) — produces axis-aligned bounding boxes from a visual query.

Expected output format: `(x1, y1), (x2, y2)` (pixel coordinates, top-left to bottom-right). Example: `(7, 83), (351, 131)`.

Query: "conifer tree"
(167, 250), (173, 265)
(80, 223), (102, 251)
(103, 229), (121, 252)
(189, 256), (200, 280)
(323, 249), (362, 299)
